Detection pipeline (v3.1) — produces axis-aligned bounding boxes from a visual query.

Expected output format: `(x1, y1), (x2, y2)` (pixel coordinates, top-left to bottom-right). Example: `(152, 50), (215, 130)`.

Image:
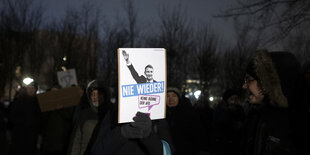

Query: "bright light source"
(194, 90), (201, 99)
(23, 77), (34, 85)
(209, 96), (214, 102)
(63, 56), (67, 61)
(61, 66), (67, 71)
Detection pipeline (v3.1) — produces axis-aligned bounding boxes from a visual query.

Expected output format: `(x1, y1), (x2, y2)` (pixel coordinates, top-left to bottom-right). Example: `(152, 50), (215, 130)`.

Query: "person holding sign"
(122, 50), (156, 83)
(90, 104), (174, 155)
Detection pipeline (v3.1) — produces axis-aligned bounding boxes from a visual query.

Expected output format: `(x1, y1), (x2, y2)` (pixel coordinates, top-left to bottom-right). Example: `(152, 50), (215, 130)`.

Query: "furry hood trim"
(252, 50), (288, 108)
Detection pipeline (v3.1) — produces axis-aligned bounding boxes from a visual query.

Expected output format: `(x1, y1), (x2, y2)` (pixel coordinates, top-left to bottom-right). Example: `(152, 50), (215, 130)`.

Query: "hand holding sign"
(121, 112), (152, 139)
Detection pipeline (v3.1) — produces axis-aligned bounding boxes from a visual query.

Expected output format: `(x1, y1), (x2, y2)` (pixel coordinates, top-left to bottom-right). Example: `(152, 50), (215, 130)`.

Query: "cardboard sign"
(57, 69), (78, 88)
(118, 48), (167, 123)
(37, 87), (81, 112)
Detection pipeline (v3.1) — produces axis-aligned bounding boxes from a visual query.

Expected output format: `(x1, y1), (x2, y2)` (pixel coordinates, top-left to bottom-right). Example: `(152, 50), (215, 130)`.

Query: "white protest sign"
(118, 48), (166, 123)
(57, 69), (78, 88)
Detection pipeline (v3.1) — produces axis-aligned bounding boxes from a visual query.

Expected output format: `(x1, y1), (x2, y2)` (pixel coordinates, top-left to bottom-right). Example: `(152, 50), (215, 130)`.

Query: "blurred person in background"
(8, 81), (41, 155)
(166, 85), (202, 155)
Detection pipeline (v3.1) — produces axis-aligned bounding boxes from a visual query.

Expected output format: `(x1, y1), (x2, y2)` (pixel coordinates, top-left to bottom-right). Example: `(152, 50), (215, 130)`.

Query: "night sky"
(39, 0), (236, 45)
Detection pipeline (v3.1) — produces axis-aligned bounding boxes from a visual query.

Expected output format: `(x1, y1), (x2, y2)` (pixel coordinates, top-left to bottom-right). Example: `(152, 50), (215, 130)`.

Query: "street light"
(23, 77), (34, 85)
(209, 96), (214, 102)
(194, 90), (201, 99)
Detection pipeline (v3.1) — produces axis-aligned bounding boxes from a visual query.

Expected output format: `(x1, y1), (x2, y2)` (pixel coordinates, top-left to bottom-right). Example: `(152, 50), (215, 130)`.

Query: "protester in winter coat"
(293, 61), (310, 154)
(211, 89), (245, 155)
(8, 82), (41, 155)
(194, 95), (214, 154)
(41, 84), (75, 155)
(242, 50), (300, 155)
(90, 96), (173, 155)
(0, 100), (8, 155)
(166, 86), (202, 155)
(68, 80), (111, 155)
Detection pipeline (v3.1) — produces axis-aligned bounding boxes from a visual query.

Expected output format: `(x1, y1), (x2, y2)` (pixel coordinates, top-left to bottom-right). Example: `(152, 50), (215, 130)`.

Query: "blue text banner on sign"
(122, 81), (165, 97)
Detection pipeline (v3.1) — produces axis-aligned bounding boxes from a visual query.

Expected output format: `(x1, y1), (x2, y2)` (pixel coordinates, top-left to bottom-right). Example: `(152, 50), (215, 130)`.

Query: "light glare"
(23, 77), (34, 85)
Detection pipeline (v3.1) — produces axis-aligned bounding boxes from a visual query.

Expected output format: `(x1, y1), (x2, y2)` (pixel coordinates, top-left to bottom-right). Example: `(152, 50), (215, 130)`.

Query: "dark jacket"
(90, 105), (173, 155)
(8, 95), (41, 155)
(128, 64), (156, 83)
(211, 101), (245, 155)
(166, 97), (202, 155)
(243, 105), (291, 155)
(243, 51), (301, 155)
(42, 107), (75, 154)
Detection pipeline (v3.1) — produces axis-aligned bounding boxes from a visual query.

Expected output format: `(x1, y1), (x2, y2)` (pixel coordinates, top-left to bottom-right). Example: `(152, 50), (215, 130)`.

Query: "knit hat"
(246, 50), (300, 108)
(167, 86), (181, 98)
(222, 89), (240, 102)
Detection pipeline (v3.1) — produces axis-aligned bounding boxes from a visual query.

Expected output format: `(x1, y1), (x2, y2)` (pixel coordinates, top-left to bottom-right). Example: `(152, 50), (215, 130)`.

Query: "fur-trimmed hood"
(247, 50), (300, 108)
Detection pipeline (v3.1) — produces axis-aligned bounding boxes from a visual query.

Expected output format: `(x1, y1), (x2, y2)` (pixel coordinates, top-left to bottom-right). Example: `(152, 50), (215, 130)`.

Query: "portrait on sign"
(118, 48), (166, 123)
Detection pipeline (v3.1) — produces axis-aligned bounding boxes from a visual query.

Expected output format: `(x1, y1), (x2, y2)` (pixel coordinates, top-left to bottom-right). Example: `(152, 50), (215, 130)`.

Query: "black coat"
(166, 99), (202, 155)
(243, 105), (292, 155)
(8, 95), (41, 155)
(90, 106), (173, 155)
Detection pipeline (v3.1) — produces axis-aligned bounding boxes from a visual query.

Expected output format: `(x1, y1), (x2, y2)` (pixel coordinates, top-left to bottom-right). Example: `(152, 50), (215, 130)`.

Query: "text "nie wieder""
(122, 81), (164, 97)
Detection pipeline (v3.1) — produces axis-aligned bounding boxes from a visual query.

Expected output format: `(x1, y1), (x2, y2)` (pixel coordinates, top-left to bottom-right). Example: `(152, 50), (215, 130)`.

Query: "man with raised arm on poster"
(122, 50), (157, 83)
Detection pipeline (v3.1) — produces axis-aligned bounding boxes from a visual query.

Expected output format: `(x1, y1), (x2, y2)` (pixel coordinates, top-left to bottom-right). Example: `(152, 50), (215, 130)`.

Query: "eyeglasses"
(244, 76), (256, 85)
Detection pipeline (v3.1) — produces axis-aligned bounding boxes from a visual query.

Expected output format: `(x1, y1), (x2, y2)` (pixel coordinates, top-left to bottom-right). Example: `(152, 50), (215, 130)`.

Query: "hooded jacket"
(244, 50), (300, 155)
(68, 80), (111, 155)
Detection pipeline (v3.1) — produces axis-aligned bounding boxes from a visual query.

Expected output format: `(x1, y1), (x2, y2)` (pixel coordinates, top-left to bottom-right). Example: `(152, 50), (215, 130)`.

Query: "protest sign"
(118, 48), (166, 123)
(57, 69), (78, 88)
(37, 87), (81, 112)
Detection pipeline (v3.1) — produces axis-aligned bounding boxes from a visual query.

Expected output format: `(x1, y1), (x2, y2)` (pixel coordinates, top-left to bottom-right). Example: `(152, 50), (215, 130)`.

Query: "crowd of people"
(0, 50), (309, 155)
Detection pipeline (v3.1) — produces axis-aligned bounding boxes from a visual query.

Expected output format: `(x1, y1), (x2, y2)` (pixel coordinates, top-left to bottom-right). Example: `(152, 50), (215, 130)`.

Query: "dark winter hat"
(167, 86), (181, 98)
(86, 80), (99, 97)
(248, 50), (300, 108)
(222, 89), (240, 102)
(86, 80), (108, 97)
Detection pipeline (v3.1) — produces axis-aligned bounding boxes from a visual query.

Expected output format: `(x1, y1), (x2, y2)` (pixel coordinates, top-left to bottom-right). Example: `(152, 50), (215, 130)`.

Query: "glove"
(121, 112), (152, 139)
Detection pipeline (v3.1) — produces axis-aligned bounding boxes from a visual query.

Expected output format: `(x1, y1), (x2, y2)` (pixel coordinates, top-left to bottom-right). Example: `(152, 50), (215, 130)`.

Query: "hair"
(145, 64), (153, 70)
(248, 50), (288, 108)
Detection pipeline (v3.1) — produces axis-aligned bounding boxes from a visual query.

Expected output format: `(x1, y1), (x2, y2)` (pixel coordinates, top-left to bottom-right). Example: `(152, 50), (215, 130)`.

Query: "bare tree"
(217, 0), (310, 45)
(0, 0), (44, 100)
(192, 24), (220, 95)
(283, 24), (310, 64)
(123, 0), (139, 47)
(75, 1), (100, 84)
(146, 2), (194, 86)
(218, 18), (260, 91)
(98, 19), (129, 87)
(43, 2), (101, 87)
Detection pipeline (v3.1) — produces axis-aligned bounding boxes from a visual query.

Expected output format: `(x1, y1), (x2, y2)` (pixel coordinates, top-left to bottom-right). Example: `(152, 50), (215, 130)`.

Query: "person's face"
(91, 90), (99, 107)
(26, 86), (36, 97)
(51, 87), (59, 91)
(227, 94), (240, 104)
(167, 92), (179, 107)
(144, 67), (154, 80)
(242, 74), (265, 104)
